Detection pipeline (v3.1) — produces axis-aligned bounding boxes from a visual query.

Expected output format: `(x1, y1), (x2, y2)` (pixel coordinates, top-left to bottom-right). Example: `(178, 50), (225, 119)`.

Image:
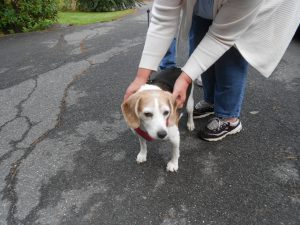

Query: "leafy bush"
(77, 0), (141, 12)
(0, 0), (58, 33)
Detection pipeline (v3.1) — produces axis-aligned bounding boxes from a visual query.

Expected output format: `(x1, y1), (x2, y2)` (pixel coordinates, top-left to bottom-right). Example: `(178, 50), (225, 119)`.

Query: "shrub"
(77, 0), (141, 12)
(0, 0), (58, 33)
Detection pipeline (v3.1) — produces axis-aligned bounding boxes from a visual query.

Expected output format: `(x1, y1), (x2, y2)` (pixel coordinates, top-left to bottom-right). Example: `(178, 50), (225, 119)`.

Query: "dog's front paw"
(166, 161), (178, 172)
(136, 153), (147, 164)
(187, 121), (195, 131)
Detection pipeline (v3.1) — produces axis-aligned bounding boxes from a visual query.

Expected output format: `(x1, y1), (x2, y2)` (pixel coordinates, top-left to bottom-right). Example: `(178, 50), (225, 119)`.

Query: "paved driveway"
(0, 3), (299, 225)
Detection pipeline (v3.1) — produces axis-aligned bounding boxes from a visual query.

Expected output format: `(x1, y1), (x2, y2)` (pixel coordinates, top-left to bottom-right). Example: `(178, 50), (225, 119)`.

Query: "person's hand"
(123, 68), (152, 101)
(172, 72), (192, 108)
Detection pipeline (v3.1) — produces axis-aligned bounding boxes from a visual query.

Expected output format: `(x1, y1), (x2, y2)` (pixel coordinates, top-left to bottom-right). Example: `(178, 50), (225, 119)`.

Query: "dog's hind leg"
(186, 83), (195, 131)
(167, 126), (180, 172)
(136, 136), (147, 164)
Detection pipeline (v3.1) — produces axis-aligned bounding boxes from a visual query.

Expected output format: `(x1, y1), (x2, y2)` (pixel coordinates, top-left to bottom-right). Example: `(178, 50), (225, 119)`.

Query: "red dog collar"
(134, 118), (169, 142)
(134, 127), (154, 141)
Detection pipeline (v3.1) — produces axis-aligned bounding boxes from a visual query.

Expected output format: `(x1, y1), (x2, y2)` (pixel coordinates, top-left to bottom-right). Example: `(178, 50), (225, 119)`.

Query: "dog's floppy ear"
(165, 92), (179, 126)
(121, 93), (141, 129)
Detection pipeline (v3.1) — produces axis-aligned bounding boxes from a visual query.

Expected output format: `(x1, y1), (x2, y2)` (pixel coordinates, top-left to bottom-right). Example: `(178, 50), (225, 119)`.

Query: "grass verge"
(58, 9), (135, 25)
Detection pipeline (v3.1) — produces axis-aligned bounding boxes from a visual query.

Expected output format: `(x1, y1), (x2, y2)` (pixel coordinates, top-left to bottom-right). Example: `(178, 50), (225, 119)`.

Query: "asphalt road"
(0, 3), (299, 225)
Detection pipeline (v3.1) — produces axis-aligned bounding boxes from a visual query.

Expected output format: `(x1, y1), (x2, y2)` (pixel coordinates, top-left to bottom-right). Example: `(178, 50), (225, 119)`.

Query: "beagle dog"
(121, 68), (195, 172)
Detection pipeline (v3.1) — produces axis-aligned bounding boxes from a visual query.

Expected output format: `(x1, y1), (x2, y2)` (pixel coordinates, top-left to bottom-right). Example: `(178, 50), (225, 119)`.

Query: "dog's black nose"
(157, 130), (167, 139)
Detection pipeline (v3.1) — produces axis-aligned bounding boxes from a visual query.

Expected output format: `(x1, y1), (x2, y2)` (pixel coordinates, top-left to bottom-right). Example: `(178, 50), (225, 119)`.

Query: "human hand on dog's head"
(123, 68), (152, 101)
(172, 72), (192, 108)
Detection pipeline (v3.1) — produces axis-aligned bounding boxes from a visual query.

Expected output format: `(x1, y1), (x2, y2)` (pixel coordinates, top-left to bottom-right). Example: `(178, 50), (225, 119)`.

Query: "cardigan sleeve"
(182, 0), (264, 80)
(139, 0), (182, 71)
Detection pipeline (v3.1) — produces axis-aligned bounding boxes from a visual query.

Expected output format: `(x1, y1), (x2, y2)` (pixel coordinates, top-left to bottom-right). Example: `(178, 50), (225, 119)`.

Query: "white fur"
(139, 84), (161, 92)
(134, 83), (195, 172)
(186, 83), (195, 131)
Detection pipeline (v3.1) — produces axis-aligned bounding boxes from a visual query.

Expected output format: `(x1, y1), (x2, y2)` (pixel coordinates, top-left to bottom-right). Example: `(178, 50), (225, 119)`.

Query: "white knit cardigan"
(139, 0), (300, 80)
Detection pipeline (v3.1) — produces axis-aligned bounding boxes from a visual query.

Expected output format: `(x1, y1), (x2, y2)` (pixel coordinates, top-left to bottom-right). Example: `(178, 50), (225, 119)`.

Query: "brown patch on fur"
(121, 92), (142, 129)
(159, 91), (179, 126)
(137, 91), (156, 112)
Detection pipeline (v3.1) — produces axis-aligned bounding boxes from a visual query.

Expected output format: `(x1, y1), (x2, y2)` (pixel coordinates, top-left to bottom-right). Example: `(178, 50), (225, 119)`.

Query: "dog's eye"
(144, 112), (153, 117)
(163, 110), (169, 116)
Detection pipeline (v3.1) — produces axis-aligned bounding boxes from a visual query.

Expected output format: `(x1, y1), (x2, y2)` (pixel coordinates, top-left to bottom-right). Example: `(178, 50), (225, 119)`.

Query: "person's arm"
(172, 72), (192, 108)
(182, 0), (263, 80)
(139, 0), (183, 71)
(173, 0), (264, 107)
(123, 0), (183, 101)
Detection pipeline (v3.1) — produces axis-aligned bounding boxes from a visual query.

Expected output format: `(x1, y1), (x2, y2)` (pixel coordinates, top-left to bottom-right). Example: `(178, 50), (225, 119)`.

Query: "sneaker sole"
(193, 112), (214, 119)
(203, 123), (242, 142)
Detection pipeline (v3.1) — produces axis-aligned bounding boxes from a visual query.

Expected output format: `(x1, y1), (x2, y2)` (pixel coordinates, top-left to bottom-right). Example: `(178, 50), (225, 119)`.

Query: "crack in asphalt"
(77, 31), (100, 54)
(56, 71), (88, 129)
(0, 117), (31, 164)
(0, 79), (37, 164)
(0, 79), (38, 225)
(0, 79), (37, 134)
(3, 72), (89, 225)
(0, 119), (16, 135)
(2, 42), (143, 224)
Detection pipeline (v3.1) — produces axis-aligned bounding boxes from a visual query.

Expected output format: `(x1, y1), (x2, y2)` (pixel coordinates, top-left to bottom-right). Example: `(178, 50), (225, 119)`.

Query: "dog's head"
(121, 90), (178, 140)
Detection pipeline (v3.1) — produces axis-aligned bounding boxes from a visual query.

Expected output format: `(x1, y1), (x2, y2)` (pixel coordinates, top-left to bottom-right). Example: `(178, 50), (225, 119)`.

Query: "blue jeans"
(190, 15), (249, 118)
(159, 39), (177, 70)
(160, 16), (248, 118)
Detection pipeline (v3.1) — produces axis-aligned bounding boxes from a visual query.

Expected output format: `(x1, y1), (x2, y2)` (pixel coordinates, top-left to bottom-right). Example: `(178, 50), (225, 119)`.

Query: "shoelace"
(207, 117), (229, 131)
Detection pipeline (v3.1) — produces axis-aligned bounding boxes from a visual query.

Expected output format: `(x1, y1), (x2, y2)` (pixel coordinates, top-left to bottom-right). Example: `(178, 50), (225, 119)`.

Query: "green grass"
(58, 9), (135, 25)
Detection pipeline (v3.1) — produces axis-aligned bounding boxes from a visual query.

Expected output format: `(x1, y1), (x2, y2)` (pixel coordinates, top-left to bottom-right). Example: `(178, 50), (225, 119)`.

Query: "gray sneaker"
(198, 117), (242, 141)
(193, 100), (214, 119)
